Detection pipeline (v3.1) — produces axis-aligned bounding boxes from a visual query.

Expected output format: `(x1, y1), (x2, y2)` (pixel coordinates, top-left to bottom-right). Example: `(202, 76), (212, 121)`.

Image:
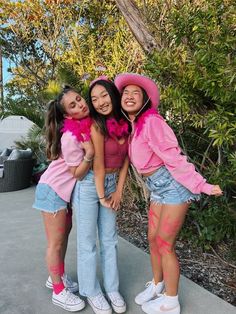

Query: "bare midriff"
(105, 168), (119, 174)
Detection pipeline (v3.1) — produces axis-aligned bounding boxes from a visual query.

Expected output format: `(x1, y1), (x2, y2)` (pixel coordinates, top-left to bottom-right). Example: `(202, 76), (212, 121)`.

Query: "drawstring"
(121, 97), (150, 124)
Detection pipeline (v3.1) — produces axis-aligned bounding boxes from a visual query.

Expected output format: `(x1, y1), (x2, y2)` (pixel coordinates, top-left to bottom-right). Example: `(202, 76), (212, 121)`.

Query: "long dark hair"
(45, 86), (76, 160)
(88, 80), (123, 136)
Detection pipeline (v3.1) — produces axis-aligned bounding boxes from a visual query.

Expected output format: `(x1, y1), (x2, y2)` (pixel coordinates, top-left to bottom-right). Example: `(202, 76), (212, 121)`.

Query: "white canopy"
(0, 115), (35, 150)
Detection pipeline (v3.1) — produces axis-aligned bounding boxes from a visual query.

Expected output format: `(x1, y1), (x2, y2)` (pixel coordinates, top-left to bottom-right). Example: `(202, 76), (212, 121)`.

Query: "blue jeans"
(145, 166), (200, 204)
(72, 170), (119, 297)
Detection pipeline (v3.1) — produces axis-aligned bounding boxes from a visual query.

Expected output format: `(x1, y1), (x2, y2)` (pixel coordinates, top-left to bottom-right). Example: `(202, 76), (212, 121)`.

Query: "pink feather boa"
(106, 118), (129, 139)
(135, 108), (163, 137)
(61, 117), (92, 142)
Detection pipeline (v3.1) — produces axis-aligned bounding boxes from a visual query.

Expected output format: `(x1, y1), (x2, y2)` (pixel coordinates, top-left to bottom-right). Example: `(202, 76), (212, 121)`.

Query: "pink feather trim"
(135, 108), (163, 136)
(106, 118), (129, 139)
(61, 117), (92, 142)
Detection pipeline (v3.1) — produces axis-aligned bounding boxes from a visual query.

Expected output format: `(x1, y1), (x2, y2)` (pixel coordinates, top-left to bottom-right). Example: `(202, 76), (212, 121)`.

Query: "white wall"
(0, 116), (35, 150)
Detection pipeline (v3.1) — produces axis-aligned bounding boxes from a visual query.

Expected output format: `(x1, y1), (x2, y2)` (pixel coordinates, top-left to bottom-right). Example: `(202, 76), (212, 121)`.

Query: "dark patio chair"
(0, 158), (34, 192)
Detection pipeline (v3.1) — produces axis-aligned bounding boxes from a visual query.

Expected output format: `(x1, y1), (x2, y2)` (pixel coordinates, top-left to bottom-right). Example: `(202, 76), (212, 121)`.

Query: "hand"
(211, 185), (223, 196)
(81, 140), (94, 160)
(108, 190), (122, 211)
(99, 197), (112, 208)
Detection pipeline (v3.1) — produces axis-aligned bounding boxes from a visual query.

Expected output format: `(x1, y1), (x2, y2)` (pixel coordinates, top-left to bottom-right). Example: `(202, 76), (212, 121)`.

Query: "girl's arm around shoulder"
(61, 131), (94, 180)
(69, 140), (94, 180)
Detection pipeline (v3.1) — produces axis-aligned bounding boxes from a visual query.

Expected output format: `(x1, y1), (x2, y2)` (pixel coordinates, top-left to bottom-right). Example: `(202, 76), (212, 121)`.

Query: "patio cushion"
(7, 148), (32, 160)
(0, 148), (13, 157)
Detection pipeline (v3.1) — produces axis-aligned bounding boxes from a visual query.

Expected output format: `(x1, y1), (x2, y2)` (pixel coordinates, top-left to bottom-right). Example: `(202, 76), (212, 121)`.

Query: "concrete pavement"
(0, 186), (235, 314)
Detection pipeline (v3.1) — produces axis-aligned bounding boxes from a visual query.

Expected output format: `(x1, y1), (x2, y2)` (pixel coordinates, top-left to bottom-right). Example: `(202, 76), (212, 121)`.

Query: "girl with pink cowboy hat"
(114, 73), (222, 314)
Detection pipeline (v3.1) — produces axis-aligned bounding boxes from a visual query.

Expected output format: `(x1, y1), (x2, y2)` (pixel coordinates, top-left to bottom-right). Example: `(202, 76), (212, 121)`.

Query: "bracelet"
(83, 156), (93, 162)
(99, 196), (106, 199)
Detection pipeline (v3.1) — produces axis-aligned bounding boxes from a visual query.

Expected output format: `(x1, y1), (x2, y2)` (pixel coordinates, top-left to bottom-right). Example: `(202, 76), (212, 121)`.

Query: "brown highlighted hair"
(45, 86), (75, 160)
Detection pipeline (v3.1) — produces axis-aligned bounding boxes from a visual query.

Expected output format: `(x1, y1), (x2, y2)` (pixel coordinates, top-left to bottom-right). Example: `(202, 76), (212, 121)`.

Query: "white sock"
(163, 294), (179, 307)
(154, 280), (164, 290)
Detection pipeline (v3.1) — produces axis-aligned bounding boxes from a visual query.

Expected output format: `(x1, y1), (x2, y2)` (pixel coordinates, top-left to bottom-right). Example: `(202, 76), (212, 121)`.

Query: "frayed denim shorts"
(33, 183), (67, 213)
(144, 166), (200, 205)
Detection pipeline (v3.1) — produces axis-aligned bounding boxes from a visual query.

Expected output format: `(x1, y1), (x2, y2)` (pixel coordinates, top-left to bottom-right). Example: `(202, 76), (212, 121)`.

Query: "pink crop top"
(104, 136), (128, 169)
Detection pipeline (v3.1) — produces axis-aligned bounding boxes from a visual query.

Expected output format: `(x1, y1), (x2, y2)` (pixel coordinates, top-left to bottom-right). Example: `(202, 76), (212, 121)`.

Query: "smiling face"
(121, 85), (144, 119)
(90, 84), (113, 116)
(62, 90), (89, 120)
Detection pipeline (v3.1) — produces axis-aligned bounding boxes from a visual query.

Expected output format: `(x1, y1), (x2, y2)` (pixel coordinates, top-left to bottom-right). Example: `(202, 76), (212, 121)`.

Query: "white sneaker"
(46, 274), (79, 293)
(52, 288), (85, 312)
(107, 291), (126, 313)
(135, 279), (164, 305)
(87, 293), (112, 314)
(142, 294), (180, 314)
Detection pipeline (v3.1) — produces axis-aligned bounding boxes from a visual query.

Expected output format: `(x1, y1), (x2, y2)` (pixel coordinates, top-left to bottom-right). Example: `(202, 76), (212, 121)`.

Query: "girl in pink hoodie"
(115, 73), (222, 314)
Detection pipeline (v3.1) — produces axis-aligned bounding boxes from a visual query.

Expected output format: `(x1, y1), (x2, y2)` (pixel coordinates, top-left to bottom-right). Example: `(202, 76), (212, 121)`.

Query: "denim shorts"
(33, 183), (67, 213)
(144, 166), (200, 205)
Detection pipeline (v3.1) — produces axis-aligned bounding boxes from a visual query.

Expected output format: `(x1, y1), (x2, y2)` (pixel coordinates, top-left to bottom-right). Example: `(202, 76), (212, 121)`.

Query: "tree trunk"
(114, 0), (161, 53)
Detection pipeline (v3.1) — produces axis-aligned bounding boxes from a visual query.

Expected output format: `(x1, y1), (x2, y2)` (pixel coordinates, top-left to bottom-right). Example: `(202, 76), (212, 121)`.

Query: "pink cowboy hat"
(114, 73), (160, 108)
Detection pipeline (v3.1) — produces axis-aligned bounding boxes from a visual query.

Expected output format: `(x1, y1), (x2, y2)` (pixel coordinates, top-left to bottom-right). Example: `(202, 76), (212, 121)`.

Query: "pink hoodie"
(129, 111), (213, 195)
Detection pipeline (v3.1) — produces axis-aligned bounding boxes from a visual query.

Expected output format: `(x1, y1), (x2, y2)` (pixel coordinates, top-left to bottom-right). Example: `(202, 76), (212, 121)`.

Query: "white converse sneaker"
(52, 288), (85, 312)
(46, 274), (79, 293)
(107, 291), (126, 313)
(135, 279), (164, 305)
(141, 294), (180, 314)
(87, 292), (112, 314)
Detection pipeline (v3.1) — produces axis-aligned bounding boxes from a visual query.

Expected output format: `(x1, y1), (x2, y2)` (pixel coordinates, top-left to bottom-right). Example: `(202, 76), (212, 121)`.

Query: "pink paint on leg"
(53, 281), (65, 294)
(148, 207), (159, 230)
(57, 226), (65, 234)
(161, 216), (181, 236)
(150, 244), (159, 256)
(156, 235), (172, 255)
(49, 264), (61, 276)
(59, 262), (65, 276)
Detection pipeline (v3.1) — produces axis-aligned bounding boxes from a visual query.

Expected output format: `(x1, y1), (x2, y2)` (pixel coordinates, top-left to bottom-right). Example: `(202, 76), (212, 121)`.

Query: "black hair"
(88, 80), (123, 136)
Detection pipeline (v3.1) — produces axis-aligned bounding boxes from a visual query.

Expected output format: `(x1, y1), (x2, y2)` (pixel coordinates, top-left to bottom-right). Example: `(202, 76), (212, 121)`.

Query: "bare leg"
(148, 203), (163, 284)
(157, 203), (189, 296)
(60, 206), (72, 262)
(42, 209), (67, 284)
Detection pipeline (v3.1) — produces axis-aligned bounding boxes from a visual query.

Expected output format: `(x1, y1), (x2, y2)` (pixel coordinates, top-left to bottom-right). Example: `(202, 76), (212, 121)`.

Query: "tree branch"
(115, 0), (161, 53)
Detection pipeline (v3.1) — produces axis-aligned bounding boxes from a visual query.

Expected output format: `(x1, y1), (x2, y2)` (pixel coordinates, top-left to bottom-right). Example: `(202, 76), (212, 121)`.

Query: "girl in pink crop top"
(104, 136), (128, 169)
(115, 73), (222, 314)
(89, 77), (130, 211)
(71, 77), (129, 311)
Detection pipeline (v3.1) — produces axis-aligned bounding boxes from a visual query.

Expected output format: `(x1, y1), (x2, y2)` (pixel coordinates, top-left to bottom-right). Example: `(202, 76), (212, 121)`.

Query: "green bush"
(142, 0), (236, 247)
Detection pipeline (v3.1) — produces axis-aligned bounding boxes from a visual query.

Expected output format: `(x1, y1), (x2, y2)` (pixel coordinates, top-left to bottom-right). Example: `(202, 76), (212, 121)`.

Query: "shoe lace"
(92, 293), (108, 308)
(64, 289), (79, 303)
(108, 292), (123, 303)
